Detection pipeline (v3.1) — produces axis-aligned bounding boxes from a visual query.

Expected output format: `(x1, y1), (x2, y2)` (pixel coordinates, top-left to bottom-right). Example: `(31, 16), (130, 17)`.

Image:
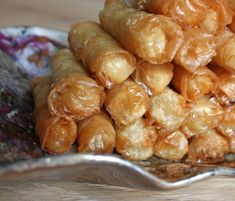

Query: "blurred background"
(0, 0), (105, 30)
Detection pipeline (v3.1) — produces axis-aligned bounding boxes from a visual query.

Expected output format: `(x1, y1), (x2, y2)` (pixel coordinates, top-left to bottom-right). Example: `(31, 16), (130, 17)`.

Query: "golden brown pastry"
(105, 79), (149, 126)
(188, 129), (229, 162)
(132, 60), (174, 96)
(227, 0), (235, 13)
(100, 0), (183, 64)
(48, 49), (105, 121)
(172, 65), (217, 102)
(31, 76), (77, 154)
(181, 96), (224, 138)
(51, 48), (86, 83)
(199, 0), (232, 34)
(147, 87), (189, 133)
(210, 64), (235, 106)
(116, 118), (157, 160)
(138, 0), (206, 27)
(213, 29), (235, 72)
(138, 0), (233, 34)
(77, 112), (116, 154)
(216, 104), (235, 153)
(229, 15), (235, 33)
(153, 130), (188, 161)
(225, 0), (235, 33)
(68, 21), (136, 89)
(174, 28), (217, 72)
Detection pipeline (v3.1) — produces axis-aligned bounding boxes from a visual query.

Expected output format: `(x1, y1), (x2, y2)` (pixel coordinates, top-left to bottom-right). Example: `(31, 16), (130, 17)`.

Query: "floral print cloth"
(0, 29), (64, 163)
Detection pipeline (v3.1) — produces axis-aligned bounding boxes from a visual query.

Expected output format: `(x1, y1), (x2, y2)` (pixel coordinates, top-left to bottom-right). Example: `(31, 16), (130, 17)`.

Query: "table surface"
(1, 0), (235, 200)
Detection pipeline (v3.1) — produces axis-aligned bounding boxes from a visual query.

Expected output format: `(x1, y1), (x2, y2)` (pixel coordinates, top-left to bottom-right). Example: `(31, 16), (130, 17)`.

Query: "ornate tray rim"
(1, 153), (235, 190)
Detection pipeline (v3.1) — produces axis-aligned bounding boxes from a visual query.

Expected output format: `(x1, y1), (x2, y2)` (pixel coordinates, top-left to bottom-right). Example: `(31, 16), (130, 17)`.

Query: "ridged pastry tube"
(51, 48), (86, 83)
(216, 104), (235, 153)
(105, 79), (149, 126)
(132, 60), (174, 96)
(216, 104), (235, 138)
(138, 0), (233, 34)
(174, 28), (216, 72)
(210, 64), (235, 106)
(181, 96), (224, 138)
(116, 118), (157, 160)
(188, 129), (229, 162)
(77, 112), (116, 154)
(68, 21), (136, 89)
(147, 87), (189, 133)
(172, 65), (217, 102)
(213, 29), (235, 72)
(48, 49), (105, 121)
(31, 76), (77, 154)
(138, 0), (208, 27)
(153, 130), (188, 161)
(99, 0), (183, 64)
(229, 15), (235, 33)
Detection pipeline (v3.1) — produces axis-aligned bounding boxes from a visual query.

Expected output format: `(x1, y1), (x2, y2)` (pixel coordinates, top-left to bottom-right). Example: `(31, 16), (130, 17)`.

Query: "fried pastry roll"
(138, 0), (208, 28)
(51, 48), (86, 83)
(77, 112), (116, 154)
(174, 28), (216, 72)
(48, 49), (105, 121)
(213, 29), (235, 72)
(99, 0), (183, 64)
(147, 87), (189, 133)
(181, 96), (224, 138)
(227, 0), (235, 13)
(31, 76), (77, 154)
(68, 22), (136, 89)
(216, 104), (235, 153)
(188, 129), (229, 162)
(116, 118), (157, 160)
(105, 79), (149, 126)
(138, 0), (233, 34)
(132, 60), (174, 96)
(229, 15), (235, 33)
(172, 65), (217, 102)
(210, 65), (235, 106)
(153, 130), (188, 161)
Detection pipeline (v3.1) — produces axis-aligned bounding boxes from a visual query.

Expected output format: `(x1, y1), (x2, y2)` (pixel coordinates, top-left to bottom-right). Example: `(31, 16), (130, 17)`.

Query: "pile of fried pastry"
(32, 0), (235, 163)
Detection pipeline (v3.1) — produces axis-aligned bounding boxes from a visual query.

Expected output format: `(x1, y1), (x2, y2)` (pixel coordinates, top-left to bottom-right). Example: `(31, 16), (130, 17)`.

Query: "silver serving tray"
(0, 26), (235, 191)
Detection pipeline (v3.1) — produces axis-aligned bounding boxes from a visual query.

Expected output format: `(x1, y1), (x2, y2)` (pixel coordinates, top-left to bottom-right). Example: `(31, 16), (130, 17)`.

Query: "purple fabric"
(0, 30), (65, 163)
